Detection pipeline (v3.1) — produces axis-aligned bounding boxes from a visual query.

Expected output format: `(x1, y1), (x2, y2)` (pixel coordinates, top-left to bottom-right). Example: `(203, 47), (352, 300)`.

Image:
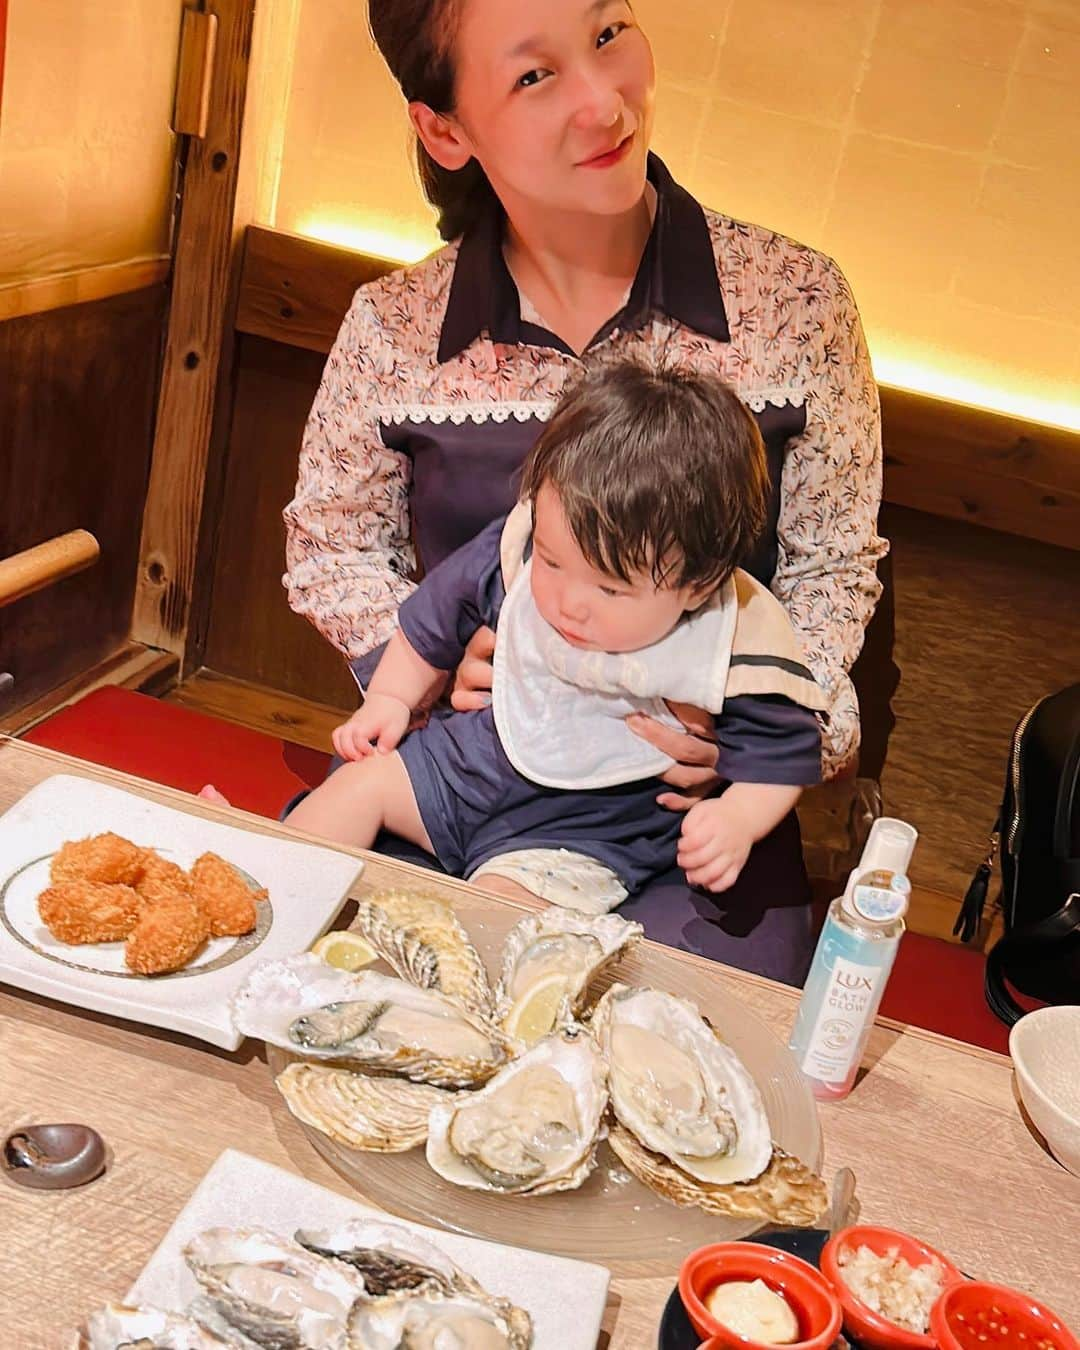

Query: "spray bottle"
(789, 816), (918, 1100)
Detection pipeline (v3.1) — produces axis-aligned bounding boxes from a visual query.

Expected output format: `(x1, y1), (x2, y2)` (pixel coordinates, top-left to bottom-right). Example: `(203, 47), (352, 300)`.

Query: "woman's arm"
(772, 258), (887, 780)
(283, 289), (416, 665)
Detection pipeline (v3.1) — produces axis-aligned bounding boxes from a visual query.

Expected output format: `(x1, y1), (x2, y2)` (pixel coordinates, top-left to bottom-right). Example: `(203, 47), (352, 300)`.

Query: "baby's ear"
(683, 580), (717, 612)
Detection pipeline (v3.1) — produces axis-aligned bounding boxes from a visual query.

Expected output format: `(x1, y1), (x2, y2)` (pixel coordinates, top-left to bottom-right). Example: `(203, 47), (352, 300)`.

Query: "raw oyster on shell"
(426, 1026), (607, 1196)
(350, 889), (495, 1020)
(606, 1121), (829, 1227)
(495, 911), (642, 1039)
(81, 1304), (236, 1349)
(295, 1219), (482, 1299)
(183, 1227), (367, 1350)
(592, 985), (827, 1225)
(591, 984), (772, 1185)
(347, 1288), (532, 1350)
(231, 955), (510, 1089)
(275, 1064), (452, 1152)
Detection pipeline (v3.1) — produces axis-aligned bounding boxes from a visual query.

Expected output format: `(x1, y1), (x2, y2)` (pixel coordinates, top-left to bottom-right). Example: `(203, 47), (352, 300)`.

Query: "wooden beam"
(166, 666), (347, 751)
(880, 385), (1080, 552)
(0, 643), (178, 736)
(172, 9), (219, 139)
(0, 0), (8, 128)
(131, 0), (258, 661)
(235, 225), (394, 354)
(0, 258), (169, 324)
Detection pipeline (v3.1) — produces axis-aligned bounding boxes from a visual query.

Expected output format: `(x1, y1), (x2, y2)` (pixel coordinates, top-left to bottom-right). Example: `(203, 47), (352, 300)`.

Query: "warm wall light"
(874, 356), (1080, 435)
(290, 214), (1080, 435)
(294, 215), (437, 266)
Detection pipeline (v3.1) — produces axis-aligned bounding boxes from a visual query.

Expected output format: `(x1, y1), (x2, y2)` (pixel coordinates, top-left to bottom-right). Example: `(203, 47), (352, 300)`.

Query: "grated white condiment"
(837, 1244), (945, 1334)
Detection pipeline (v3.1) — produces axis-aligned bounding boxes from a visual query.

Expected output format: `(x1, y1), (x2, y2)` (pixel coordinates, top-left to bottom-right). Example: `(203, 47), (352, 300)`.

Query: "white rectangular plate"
(0, 774), (362, 1049)
(127, 1149), (611, 1349)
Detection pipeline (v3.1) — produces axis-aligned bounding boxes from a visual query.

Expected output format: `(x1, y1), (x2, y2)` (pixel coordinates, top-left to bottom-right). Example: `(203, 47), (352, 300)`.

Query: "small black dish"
(657, 1228), (862, 1349)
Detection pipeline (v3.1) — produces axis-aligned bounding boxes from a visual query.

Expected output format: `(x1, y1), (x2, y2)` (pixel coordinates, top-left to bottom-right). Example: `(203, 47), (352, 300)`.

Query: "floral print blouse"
(283, 156), (886, 780)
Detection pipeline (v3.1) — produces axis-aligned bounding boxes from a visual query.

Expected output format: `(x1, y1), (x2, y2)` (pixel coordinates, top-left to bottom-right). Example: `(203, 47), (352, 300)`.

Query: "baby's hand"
(677, 797), (754, 893)
(332, 694), (411, 762)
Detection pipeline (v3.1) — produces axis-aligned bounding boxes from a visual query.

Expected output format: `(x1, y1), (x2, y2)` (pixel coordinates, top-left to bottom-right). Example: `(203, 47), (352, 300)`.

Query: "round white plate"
(0, 848), (272, 981)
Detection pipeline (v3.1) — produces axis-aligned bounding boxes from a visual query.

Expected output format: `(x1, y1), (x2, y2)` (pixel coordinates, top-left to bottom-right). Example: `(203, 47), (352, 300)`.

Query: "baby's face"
(529, 483), (705, 653)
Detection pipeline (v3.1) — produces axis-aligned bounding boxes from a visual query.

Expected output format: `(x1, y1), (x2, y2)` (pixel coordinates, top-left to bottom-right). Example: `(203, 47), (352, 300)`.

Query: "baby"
(286, 360), (825, 901)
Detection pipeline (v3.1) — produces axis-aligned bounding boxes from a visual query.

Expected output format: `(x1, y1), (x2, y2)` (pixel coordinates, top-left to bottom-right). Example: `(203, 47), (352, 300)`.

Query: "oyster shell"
(495, 911), (642, 1038)
(295, 1219), (481, 1298)
(607, 1123), (828, 1227)
(231, 955), (510, 1089)
(426, 1027), (608, 1196)
(346, 1290), (532, 1350)
(183, 1227), (367, 1350)
(351, 889), (495, 1020)
(591, 984), (772, 1186)
(592, 986), (828, 1225)
(275, 1064), (451, 1152)
(81, 1304), (236, 1349)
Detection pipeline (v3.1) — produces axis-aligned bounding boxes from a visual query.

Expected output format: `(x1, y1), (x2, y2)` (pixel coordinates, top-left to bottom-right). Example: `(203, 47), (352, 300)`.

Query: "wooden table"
(2, 740), (1078, 1350)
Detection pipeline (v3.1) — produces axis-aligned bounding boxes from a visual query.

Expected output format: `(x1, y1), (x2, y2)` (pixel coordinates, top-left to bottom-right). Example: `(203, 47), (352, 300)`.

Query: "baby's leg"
(284, 752), (433, 853)
(472, 874), (542, 904)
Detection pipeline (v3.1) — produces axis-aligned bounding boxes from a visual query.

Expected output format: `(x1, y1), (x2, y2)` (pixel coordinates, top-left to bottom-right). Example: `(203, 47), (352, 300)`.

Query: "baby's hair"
(519, 360), (768, 592)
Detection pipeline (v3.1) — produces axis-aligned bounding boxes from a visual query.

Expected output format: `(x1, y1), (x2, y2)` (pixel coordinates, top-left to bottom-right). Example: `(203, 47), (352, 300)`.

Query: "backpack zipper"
(1006, 699), (1043, 856)
(1004, 696), (1048, 929)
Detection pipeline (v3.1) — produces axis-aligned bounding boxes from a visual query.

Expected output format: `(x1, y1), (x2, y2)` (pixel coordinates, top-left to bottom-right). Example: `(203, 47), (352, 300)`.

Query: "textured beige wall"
(0, 0), (180, 288)
(254, 0), (1080, 427)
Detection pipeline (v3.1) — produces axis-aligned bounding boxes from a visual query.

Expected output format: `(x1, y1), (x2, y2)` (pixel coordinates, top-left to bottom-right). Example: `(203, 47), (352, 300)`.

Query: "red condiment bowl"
(820, 1224), (964, 1350)
(678, 1241), (842, 1350)
(931, 1279), (1080, 1350)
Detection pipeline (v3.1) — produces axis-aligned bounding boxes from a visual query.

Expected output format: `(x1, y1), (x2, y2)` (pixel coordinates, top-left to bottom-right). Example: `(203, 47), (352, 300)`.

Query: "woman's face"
(443, 0), (656, 222)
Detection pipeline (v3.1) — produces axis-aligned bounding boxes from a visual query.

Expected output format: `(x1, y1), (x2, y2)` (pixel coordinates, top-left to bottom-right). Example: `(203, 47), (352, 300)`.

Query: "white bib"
(492, 559), (737, 790)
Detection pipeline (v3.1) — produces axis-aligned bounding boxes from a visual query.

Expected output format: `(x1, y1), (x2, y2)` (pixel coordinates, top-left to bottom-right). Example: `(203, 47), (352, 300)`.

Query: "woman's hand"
(450, 625), (496, 712)
(332, 693), (412, 761)
(627, 700), (720, 811)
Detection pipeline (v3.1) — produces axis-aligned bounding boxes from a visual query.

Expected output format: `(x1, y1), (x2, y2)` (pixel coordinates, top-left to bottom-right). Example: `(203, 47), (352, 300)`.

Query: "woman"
(281, 0), (886, 984)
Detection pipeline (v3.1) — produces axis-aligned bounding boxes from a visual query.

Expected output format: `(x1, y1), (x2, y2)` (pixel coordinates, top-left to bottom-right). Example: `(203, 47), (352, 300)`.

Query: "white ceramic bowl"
(1010, 1006), (1080, 1176)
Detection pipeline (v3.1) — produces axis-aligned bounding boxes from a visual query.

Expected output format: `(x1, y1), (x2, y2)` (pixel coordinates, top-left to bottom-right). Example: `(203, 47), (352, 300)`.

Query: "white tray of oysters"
(78, 1148), (609, 1349)
(232, 890), (829, 1270)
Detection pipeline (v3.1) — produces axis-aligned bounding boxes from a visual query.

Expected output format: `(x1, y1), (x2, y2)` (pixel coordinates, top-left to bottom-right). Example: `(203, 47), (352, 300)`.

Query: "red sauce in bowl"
(931, 1282), (1080, 1350)
(950, 1305), (1058, 1349)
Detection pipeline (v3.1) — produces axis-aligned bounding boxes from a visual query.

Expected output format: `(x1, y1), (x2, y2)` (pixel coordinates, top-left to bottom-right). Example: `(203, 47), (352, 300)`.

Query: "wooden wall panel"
(236, 226), (391, 354)
(201, 333), (356, 709)
(0, 286), (167, 710)
(880, 503), (1080, 902)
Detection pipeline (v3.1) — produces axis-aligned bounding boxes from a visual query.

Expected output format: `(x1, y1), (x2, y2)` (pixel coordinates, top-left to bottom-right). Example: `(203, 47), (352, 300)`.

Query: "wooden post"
(131, 0), (257, 661)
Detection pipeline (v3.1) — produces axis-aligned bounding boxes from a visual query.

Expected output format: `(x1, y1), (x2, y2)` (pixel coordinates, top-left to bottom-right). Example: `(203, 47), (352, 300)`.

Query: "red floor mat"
(879, 929), (1036, 1056)
(23, 686), (331, 820)
(23, 687), (1024, 1053)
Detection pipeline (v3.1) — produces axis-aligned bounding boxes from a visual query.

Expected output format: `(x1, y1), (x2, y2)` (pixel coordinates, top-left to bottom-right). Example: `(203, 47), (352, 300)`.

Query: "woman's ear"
(408, 102), (474, 172)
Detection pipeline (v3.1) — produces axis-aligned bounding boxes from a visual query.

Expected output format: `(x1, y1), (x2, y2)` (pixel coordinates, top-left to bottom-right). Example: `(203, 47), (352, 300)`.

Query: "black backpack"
(955, 683), (1080, 1025)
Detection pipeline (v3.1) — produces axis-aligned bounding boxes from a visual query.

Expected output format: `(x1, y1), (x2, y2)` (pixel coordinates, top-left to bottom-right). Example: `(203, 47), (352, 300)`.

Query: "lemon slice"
(504, 973), (573, 1046)
(310, 931), (378, 971)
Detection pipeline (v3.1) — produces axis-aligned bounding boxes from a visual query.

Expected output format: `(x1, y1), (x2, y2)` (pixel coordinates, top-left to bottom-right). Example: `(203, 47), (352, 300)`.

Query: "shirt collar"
(437, 153), (729, 364)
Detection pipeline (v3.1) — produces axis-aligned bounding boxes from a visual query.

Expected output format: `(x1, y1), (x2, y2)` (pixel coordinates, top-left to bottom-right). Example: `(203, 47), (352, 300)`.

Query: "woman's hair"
(368, 0), (498, 241)
(519, 361), (769, 594)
